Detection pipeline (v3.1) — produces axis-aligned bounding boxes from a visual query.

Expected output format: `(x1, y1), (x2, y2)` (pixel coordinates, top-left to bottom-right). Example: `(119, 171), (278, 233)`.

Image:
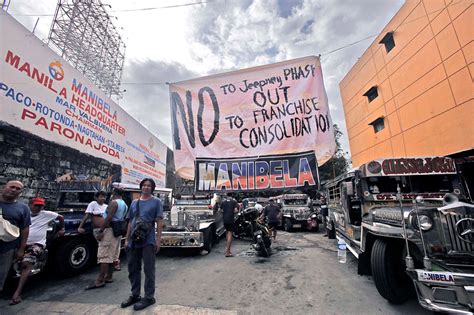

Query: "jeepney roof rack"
(111, 182), (172, 194)
(59, 180), (106, 192)
(271, 194), (309, 199)
(322, 169), (358, 188)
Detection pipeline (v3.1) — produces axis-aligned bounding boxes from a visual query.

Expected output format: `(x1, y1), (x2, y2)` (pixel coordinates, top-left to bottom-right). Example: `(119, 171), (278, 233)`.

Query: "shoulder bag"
(130, 200), (153, 243)
(111, 201), (129, 237)
(0, 207), (20, 242)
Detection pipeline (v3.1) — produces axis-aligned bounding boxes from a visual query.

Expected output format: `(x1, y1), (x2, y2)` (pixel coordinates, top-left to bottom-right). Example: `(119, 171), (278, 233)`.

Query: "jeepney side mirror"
(344, 182), (354, 196)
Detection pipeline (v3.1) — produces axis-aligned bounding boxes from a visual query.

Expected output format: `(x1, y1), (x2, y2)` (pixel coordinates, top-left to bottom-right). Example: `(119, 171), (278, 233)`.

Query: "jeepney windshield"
(283, 199), (308, 206)
(365, 174), (455, 194)
(60, 192), (97, 208)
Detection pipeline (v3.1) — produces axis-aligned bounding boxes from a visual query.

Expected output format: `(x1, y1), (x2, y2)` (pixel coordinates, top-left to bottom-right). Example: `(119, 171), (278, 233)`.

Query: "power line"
(320, 34), (378, 56)
(10, 0), (219, 16)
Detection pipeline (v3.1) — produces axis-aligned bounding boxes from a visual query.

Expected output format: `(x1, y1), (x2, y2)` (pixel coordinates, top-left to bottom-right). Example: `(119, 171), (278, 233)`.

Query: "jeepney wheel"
(283, 218), (293, 232)
(371, 239), (414, 304)
(327, 221), (336, 239)
(202, 228), (214, 253)
(55, 237), (96, 276)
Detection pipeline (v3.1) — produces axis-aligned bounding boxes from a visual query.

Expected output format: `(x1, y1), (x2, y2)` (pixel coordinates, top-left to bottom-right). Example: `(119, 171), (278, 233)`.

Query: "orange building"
(339, 0), (473, 167)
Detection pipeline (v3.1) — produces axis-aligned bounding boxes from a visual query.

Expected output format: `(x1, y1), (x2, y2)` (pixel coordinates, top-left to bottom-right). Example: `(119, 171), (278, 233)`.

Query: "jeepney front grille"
(443, 214), (473, 254)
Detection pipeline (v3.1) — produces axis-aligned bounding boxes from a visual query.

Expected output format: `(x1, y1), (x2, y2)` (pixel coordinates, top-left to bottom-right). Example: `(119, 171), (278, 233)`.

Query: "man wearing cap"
(10, 197), (64, 305)
(0, 180), (30, 296)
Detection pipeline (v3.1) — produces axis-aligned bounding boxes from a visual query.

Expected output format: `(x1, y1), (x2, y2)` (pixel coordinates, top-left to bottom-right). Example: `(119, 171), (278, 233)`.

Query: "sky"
(5, 0), (405, 160)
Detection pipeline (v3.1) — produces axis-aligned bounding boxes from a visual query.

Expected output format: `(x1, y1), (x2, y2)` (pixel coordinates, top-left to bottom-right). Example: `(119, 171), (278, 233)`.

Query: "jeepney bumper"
(161, 231), (204, 248)
(406, 269), (474, 314)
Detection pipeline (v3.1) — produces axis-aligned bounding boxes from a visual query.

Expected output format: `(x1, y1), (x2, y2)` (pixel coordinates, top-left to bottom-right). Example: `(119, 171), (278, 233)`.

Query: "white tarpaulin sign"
(169, 56), (336, 190)
(0, 12), (167, 187)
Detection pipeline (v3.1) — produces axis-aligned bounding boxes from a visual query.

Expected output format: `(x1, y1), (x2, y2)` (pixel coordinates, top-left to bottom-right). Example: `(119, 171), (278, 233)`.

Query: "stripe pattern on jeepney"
(444, 213), (473, 253)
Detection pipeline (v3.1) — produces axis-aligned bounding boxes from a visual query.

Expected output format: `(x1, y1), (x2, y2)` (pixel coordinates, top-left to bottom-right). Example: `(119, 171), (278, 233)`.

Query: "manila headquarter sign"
(169, 56), (336, 192)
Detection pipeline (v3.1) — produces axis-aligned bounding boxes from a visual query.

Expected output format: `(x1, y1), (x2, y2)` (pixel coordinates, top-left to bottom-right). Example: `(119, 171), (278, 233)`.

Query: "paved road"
(0, 230), (430, 314)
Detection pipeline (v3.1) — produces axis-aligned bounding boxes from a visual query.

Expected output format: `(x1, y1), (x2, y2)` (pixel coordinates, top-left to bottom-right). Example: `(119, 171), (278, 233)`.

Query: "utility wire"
(10, 0), (218, 16)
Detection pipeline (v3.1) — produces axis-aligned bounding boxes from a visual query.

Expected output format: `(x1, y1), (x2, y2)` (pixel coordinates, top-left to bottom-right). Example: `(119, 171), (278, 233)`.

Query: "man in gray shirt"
(0, 180), (31, 293)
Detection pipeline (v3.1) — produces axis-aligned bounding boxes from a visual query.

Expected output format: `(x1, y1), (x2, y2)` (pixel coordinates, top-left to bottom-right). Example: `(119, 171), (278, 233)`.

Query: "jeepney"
(161, 194), (225, 253)
(324, 156), (474, 313)
(271, 194), (315, 231)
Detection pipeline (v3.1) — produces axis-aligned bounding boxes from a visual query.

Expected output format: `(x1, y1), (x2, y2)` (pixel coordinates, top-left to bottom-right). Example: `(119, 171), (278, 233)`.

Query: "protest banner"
(169, 56), (336, 191)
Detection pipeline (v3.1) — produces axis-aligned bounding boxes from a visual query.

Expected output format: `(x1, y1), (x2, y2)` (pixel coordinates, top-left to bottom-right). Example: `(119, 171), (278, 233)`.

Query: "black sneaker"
(133, 297), (156, 311)
(121, 295), (141, 308)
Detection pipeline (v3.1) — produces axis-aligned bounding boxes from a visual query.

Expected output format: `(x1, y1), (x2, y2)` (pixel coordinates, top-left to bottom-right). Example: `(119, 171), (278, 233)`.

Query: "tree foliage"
(318, 124), (349, 184)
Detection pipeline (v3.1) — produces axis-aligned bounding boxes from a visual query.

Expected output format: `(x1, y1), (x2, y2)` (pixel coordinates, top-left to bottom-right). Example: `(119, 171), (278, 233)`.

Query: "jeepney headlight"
(412, 214), (433, 231)
(418, 215), (433, 231)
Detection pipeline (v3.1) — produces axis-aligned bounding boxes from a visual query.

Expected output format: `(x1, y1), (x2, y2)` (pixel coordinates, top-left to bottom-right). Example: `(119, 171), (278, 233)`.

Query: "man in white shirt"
(10, 197), (64, 305)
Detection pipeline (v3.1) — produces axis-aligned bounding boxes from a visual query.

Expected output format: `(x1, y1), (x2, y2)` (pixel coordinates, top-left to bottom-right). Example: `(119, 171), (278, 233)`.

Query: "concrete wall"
(0, 122), (121, 209)
(339, 0), (473, 166)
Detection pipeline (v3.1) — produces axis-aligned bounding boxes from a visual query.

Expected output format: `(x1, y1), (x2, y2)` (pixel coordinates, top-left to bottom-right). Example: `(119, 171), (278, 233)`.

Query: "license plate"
(293, 224), (301, 228)
(417, 270), (455, 284)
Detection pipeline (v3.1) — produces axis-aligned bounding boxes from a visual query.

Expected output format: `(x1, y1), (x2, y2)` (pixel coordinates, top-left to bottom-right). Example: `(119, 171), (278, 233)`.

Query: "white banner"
(0, 12), (167, 187)
(170, 56), (336, 180)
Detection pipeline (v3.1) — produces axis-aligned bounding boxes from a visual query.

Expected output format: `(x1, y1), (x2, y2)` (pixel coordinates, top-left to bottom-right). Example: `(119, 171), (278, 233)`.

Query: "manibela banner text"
(195, 151), (319, 192)
(0, 12), (167, 187)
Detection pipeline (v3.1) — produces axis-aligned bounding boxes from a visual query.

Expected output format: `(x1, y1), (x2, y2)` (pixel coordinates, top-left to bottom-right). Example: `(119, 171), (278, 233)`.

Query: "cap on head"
(32, 197), (45, 205)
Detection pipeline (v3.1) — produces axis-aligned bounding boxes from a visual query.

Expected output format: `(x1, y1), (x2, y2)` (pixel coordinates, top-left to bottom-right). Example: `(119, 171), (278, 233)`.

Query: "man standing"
(10, 197), (65, 305)
(77, 190), (107, 236)
(0, 180), (31, 294)
(121, 178), (163, 311)
(219, 195), (238, 257)
(261, 199), (281, 241)
(85, 188), (126, 290)
(320, 196), (329, 237)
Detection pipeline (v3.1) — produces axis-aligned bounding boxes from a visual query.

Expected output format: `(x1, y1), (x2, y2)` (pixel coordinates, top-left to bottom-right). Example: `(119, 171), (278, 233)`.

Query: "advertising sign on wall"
(0, 12), (167, 187)
(170, 56), (336, 191)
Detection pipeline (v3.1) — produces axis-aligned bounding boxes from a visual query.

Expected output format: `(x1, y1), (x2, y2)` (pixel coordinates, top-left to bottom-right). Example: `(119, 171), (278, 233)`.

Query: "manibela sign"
(0, 12), (167, 186)
(169, 56), (336, 191)
(195, 151), (318, 192)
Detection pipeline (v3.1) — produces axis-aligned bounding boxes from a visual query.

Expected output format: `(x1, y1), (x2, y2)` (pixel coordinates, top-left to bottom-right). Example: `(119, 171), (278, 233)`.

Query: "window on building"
(363, 86), (378, 102)
(379, 31), (395, 53)
(369, 117), (385, 133)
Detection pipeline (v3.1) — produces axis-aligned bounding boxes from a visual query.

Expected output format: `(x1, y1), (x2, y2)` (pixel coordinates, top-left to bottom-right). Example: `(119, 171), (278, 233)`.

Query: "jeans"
(127, 245), (155, 299)
(0, 248), (15, 290)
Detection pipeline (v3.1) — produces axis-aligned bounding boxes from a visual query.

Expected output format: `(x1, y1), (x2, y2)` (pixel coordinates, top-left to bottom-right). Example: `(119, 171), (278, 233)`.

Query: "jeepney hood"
(366, 204), (438, 226)
(283, 206), (311, 212)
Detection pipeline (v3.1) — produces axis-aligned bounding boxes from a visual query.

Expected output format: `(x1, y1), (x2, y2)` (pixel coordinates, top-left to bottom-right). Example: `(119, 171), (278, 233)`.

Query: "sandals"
(85, 283), (105, 290)
(10, 297), (22, 305)
(225, 253), (234, 257)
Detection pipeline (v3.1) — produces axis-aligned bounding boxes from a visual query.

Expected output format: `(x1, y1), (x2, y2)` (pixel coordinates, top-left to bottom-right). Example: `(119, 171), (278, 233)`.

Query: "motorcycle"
(233, 207), (258, 239)
(253, 217), (272, 257)
(233, 207), (272, 257)
(306, 213), (319, 232)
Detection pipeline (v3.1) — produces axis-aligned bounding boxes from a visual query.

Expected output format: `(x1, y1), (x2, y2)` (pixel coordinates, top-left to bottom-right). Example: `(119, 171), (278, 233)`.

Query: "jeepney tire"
(283, 218), (293, 232)
(56, 237), (96, 276)
(327, 221), (336, 239)
(203, 228), (213, 253)
(371, 239), (413, 304)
